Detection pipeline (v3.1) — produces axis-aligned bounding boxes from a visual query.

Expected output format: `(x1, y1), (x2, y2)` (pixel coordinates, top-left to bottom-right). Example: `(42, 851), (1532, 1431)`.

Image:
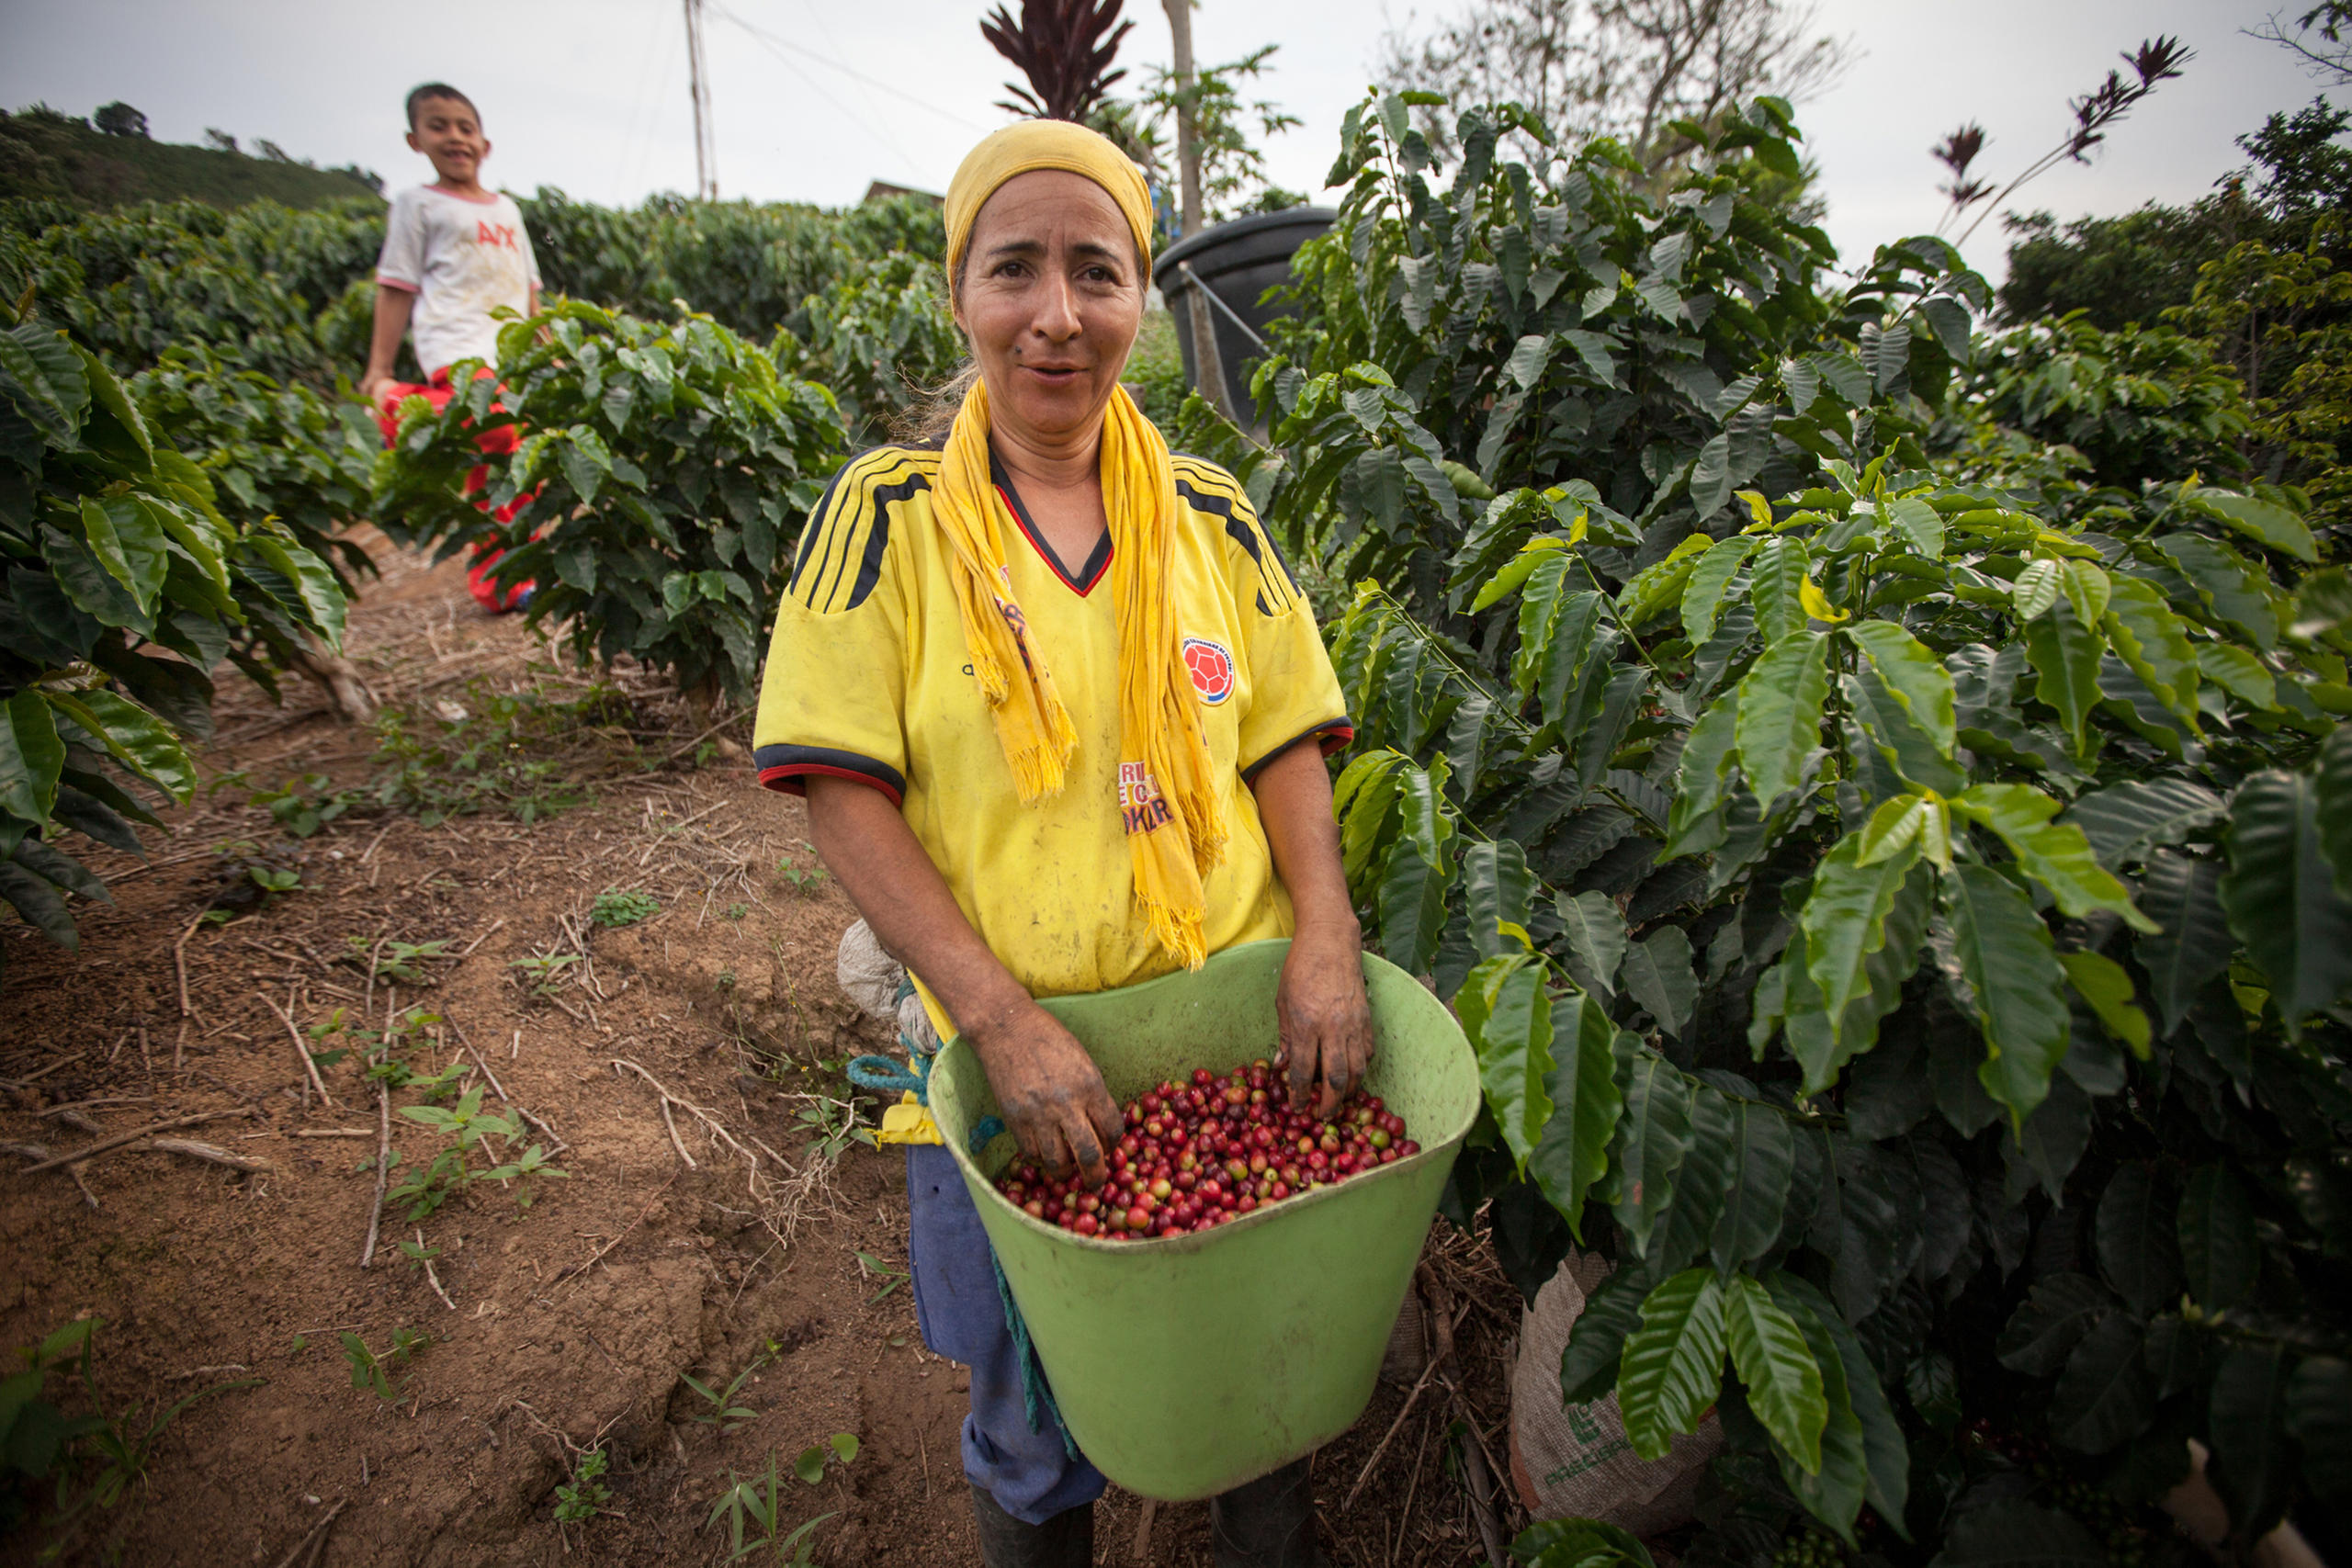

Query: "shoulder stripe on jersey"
(1173, 469), (1298, 615)
(787, 448), (933, 614)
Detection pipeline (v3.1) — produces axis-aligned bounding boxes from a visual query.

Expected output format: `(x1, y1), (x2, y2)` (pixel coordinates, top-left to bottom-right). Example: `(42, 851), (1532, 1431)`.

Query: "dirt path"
(0, 539), (1519, 1567)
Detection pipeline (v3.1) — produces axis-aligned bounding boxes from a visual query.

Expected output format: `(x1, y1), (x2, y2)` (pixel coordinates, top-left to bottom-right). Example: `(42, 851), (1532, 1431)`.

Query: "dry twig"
(260, 991), (335, 1110)
(139, 1138), (271, 1174)
(19, 1109), (251, 1174)
(417, 1229), (457, 1310)
(359, 1082), (391, 1269)
(270, 1495), (348, 1568)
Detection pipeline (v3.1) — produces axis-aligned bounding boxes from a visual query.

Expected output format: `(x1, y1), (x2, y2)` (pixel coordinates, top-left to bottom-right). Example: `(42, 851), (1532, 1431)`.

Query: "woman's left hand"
(1276, 920), (1374, 1119)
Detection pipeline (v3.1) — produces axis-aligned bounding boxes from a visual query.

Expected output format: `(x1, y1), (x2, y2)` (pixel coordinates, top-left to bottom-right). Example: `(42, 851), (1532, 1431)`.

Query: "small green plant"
(508, 951), (583, 995)
(337, 1327), (428, 1401)
(552, 1447), (611, 1525)
(723, 901), (751, 921)
(1, 1319), (261, 1553)
(707, 1450), (841, 1565)
(791, 1093), (875, 1161)
(346, 935), (453, 983)
(247, 772), (363, 838)
(792, 1432), (858, 1484)
(368, 675), (628, 826)
(248, 864), (302, 899)
(854, 1250), (908, 1303)
(774, 851), (828, 895)
(396, 1236), (441, 1274)
(590, 887), (661, 928)
(390, 1086), (567, 1219)
(357, 1008), (458, 1097)
(680, 1344), (772, 1432)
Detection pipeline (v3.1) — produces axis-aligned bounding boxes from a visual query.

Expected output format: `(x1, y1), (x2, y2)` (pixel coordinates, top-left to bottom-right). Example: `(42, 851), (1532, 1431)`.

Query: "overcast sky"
(2, 0), (2341, 283)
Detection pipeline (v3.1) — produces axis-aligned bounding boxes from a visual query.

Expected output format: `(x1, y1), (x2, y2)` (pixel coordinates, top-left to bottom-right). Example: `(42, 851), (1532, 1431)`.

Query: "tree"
(92, 102), (147, 140)
(1374, 0), (1850, 167)
(202, 128), (237, 154)
(1137, 44), (1303, 224)
(2248, 0), (2352, 85)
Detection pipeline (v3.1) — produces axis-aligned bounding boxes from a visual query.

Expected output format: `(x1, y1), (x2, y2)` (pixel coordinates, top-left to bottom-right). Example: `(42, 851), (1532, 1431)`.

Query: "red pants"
(376, 367), (534, 613)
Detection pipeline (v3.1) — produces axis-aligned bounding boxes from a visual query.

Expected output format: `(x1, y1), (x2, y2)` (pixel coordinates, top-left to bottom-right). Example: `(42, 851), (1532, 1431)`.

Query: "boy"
(364, 83), (540, 612)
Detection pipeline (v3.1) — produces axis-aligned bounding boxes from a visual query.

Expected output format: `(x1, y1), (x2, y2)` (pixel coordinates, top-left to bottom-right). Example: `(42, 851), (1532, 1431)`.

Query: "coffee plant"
(1201, 93), (2352, 1551)
(1, 299), (346, 971)
(371, 299), (849, 702)
(775, 252), (964, 446)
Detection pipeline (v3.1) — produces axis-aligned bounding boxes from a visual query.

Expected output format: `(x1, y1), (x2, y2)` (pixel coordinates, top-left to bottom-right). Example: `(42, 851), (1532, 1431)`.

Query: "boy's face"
(406, 96), (490, 185)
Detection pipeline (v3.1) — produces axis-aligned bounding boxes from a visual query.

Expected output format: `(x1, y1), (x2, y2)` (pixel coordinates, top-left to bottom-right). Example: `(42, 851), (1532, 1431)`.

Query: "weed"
(508, 951), (583, 995)
(356, 1008), (461, 1099)
(774, 851), (828, 895)
(390, 1085), (567, 1219)
(791, 1093), (875, 1162)
(679, 1342), (773, 1432)
(552, 1448), (611, 1524)
(396, 1236), (441, 1274)
(591, 887), (661, 928)
(346, 935), (453, 983)
(248, 864), (302, 899)
(723, 901), (751, 921)
(794, 1432), (859, 1483)
(247, 772), (363, 839)
(369, 674), (628, 826)
(853, 1250), (909, 1303)
(338, 1327), (428, 1401)
(1, 1319), (260, 1552)
(707, 1449), (841, 1565)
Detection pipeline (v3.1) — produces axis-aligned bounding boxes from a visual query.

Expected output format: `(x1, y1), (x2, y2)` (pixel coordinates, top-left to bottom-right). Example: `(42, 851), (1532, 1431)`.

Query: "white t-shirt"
(375, 185), (542, 378)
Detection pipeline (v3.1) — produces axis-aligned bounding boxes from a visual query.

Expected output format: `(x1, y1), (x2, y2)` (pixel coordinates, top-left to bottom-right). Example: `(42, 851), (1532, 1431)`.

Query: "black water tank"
(1151, 206), (1334, 423)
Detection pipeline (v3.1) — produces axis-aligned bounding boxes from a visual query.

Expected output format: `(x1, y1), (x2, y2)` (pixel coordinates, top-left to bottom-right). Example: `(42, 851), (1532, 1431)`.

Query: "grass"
(369, 675), (639, 827)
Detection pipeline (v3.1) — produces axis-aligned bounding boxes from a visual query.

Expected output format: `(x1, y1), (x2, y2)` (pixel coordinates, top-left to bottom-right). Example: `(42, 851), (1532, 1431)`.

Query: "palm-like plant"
(980, 0), (1134, 121)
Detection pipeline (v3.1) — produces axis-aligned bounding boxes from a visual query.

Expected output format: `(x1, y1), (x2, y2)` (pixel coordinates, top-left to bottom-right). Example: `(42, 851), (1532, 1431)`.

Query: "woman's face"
(956, 170), (1145, 446)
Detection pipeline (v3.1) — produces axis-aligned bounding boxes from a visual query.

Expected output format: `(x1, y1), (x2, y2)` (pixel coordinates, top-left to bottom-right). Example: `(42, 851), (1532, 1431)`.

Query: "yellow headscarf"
(933, 121), (1224, 971)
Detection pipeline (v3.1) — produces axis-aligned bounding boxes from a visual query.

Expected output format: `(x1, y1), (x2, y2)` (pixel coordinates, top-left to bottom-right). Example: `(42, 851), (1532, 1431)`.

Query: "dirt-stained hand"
(1276, 922), (1374, 1119)
(967, 999), (1124, 1190)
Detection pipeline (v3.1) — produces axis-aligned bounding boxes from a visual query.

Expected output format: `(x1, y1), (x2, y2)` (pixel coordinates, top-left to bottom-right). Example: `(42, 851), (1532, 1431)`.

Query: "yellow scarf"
(932, 378), (1227, 969)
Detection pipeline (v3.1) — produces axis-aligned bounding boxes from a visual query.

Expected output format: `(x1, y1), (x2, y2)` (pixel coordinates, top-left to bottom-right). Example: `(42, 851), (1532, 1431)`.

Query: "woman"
(752, 119), (1369, 1568)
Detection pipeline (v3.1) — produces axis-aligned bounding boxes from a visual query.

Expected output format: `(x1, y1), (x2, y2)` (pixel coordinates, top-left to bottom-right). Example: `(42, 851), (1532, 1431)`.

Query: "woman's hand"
(1277, 920), (1374, 1118)
(965, 999), (1125, 1190)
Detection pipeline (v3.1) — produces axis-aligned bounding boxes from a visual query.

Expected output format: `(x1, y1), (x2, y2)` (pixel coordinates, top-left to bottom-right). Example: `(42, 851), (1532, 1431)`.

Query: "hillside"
(0, 105), (382, 210)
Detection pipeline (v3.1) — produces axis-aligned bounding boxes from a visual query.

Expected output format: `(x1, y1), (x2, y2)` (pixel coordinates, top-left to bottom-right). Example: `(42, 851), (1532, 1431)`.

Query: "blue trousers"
(906, 1145), (1108, 1525)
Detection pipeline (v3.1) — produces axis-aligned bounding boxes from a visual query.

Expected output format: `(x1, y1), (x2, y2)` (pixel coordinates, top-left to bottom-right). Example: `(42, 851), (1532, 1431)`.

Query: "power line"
(707, 3), (991, 135)
(705, 4), (934, 186)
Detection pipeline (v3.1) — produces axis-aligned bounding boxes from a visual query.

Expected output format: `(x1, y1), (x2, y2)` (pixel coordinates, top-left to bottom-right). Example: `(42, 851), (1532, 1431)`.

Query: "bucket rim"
(932, 939), (1476, 1256)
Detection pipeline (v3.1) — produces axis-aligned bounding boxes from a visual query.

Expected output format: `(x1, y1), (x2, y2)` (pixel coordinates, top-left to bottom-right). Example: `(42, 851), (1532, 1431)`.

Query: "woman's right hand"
(965, 999), (1124, 1190)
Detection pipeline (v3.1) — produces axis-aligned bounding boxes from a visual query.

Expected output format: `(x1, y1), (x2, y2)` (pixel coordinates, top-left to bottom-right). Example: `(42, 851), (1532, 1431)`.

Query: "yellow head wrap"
(943, 118), (1155, 286)
(932, 122), (1224, 972)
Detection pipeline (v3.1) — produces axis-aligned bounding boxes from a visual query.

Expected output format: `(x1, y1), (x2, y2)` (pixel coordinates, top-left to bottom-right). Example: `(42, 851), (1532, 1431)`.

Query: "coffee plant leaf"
(2178, 1165), (2260, 1312)
(2218, 770), (2352, 1028)
(1617, 1268), (1726, 1461)
(1526, 987), (1622, 1238)
(1939, 863), (2070, 1123)
(1721, 1271), (1826, 1472)
(1709, 1100), (1795, 1273)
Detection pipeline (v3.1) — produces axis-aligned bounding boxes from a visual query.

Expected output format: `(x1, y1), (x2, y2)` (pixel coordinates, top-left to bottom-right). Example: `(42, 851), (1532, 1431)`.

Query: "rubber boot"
(1210, 1457), (1326, 1568)
(968, 1483), (1094, 1568)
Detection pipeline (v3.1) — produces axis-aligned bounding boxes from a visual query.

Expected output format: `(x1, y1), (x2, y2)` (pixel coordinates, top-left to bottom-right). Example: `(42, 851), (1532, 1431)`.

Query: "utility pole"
(1161, 0), (1234, 422)
(684, 0), (718, 200)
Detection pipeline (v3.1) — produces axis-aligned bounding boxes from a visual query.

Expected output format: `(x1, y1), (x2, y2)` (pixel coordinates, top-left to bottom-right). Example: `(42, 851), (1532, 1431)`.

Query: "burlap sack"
(838, 919), (942, 1055)
(1508, 1254), (1722, 1534)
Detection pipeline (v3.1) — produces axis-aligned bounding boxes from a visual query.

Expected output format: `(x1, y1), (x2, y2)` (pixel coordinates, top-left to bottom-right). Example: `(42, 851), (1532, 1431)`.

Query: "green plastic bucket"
(926, 938), (1479, 1501)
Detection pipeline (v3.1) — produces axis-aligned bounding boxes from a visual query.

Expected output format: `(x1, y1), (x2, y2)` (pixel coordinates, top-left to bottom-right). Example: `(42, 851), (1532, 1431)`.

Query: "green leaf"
(2177, 1165), (2258, 1312)
(79, 497), (166, 614)
(1461, 838), (1534, 958)
(1616, 1269), (1725, 1461)
(1763, 1285), (1868, 1542)
(2101, 576), (2201, 732)
(1951, 784), (2152, 929)
(1722, 1273), (1825, 1472)
(0, 689), (65, 826)
(1803, 830), (1924, 1041)
(2189, 487), (2318, 562)
(1710, 1100), (1794, 1273)
(0, 852), (79, 949)
(2012, 558), (2062, 620)
(1377, 838), (1452, 977)
(1611, 1049), (1691, 1258)
(1560, 1269), (1645, 1403)
(1662, 695), (1739, 858)
(2134, 851), (2231, 1036)
(2050, 1311), (2152, 1454)
(1845, 621), (1955, 755)
(793, 1445), (827, 1484)
(2064, 778), (2227, 871)
(1996, 1271), (2110, 1376)
(2022, 598), (2106, 758)
(1885, 496), (1943, 556)
(245, 536), (349, 647)
(1468, 545), (1550, 613)
(1735, 628), (1829, 807)
(2317, 725), (2352, 898)
(2095, 1162), (2182, 1316)
(1941, 863), (2070, 1124)
(2058, 952), (2151, 1056)
(1750, 536), (1808, 647)
(1619, 925), (1696, 1040)
(1528, 988), (1623, 1240)
(1679, 536), (1757, 646)
(2207, 1345), (2295, 1537)
(1458, 954), (1553, 1173)
(2156, 533), (2277, 649)
(49, 690), (195, 802)
(1554, 889), (1627, 998)
(2198, 642), (2277, 709)
(2218, 770), (2352, 1029)
(1515, 1519), (1656, 1568)
(1782, 1273), (1908, 1532)
(2290, 565), (2352, 638)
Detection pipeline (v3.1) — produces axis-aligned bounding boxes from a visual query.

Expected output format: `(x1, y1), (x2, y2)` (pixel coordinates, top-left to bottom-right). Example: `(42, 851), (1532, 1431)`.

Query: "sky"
(0, 0), (2342, 284)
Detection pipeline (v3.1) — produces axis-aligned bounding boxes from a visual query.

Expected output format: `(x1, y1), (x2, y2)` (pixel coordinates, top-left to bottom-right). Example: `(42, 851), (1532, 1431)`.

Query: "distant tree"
(331, 164), (386, 195)
(1135, 44), (1302, 224)
(93, 101), (148, 138)
(203, 128), (238, 153)
(1374, 0), (1851, 168)
(2246, 0), (2352, 85)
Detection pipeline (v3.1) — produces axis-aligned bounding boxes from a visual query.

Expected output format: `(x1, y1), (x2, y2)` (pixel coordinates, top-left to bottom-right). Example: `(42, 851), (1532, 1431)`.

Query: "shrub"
(371, 299), (848, 703)
(775, 252), (964, 445)
(1227, 92), (2352, 1551)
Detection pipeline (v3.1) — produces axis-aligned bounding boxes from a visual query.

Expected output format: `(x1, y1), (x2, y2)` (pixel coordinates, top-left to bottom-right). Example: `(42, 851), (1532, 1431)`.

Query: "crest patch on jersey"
(1182, 636), (1235, 705)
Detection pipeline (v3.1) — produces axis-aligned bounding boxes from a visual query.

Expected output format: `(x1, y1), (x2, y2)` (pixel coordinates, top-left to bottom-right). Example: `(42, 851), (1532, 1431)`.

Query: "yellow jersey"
(752, 444), (1351, 1033)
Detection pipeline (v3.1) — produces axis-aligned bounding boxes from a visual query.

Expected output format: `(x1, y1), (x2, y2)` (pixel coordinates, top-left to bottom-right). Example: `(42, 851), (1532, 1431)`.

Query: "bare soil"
(0, 536), (1522, 1567)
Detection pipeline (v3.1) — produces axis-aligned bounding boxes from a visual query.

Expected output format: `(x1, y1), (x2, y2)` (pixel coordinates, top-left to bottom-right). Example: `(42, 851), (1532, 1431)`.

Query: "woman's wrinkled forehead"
(963, 171), (1142, 271)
